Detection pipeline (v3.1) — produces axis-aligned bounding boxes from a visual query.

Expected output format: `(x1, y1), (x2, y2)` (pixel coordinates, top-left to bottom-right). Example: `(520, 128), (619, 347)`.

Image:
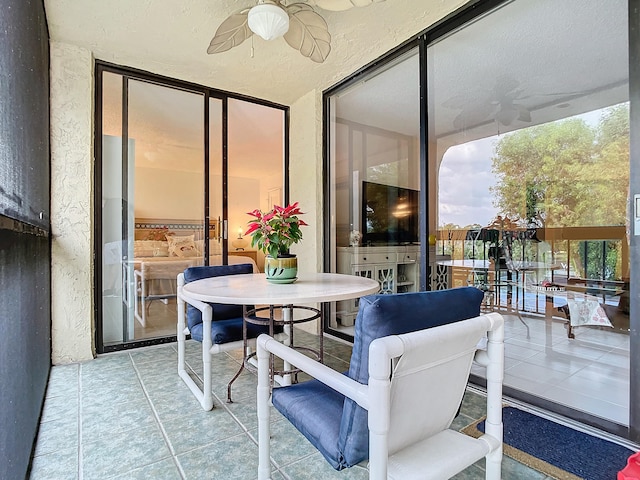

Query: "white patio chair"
(256, 288), (505, 480)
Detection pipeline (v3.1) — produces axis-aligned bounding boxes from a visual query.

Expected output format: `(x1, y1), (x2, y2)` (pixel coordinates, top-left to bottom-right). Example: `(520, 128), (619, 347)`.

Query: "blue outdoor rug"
(462, 406), (635, 480)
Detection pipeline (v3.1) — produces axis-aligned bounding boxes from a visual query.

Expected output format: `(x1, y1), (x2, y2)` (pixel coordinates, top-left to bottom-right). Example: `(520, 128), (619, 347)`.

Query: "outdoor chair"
(256, 287), (505, 479)
(177, 264), (281, 410)
(475, 244), (531, 338)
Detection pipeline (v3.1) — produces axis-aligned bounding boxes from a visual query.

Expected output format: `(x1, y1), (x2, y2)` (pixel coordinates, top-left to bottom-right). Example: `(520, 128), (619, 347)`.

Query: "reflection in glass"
(328, 48), (420, 337)
(428, 0), (629, 426)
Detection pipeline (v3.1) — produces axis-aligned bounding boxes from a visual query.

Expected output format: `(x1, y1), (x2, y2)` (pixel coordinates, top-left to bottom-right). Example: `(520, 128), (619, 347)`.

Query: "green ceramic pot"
(265, 255), (298, 284)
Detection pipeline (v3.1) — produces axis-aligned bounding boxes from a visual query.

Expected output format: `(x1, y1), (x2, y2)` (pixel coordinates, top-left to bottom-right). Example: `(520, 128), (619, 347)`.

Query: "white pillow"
(167, 235), (198, 258)
(134, 240), (169, 257)
(567, 297), (613, 327)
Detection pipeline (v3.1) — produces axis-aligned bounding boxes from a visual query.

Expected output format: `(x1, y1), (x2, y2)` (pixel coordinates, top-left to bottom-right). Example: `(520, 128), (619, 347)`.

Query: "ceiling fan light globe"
(248, 4), (290, 41)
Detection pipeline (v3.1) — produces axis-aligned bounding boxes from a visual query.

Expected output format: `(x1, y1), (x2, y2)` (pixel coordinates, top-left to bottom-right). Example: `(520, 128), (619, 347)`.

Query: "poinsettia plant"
(245, 202), (308, 259)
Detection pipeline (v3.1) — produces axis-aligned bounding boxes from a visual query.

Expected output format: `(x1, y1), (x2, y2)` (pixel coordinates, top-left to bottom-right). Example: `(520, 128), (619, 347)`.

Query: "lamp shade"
(231, 236), (249, 250)
(248, 3), (290, 41)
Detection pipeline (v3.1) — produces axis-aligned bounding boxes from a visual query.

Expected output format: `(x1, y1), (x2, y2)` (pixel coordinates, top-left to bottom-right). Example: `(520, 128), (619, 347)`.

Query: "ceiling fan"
(442, 74), (604, 131)
(442, 75), (533, 129)
(207, 0), (385, 63)
(442, 75), (544, 130)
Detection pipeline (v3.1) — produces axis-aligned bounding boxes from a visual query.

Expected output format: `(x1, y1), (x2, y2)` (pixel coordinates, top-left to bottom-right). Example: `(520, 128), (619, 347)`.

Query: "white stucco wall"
(289, 89), (323, 274)
(50, 41), (95, 363)
(288, 90), (324, 334)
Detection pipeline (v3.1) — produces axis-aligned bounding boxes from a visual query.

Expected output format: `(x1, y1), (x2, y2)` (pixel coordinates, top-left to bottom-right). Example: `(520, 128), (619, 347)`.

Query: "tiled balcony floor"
(471, 311), (630, 425)
(31, 328), (560, 479)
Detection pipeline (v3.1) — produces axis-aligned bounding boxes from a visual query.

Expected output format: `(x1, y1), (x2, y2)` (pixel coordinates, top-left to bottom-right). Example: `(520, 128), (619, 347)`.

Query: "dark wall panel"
(0, 229), (51, 478)
(0, 0), (50, 227)
(0, 0), (51, 478)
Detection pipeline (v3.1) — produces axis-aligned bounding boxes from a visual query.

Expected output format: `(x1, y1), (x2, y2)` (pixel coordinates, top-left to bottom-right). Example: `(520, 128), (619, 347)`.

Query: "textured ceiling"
(334, 0), (629, 142)
(46, 0), (629, 177)
(44, 0), (466, 106)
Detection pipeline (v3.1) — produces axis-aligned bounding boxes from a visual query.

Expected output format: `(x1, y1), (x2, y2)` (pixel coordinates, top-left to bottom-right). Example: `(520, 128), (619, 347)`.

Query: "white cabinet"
(336, 246), (419, 327)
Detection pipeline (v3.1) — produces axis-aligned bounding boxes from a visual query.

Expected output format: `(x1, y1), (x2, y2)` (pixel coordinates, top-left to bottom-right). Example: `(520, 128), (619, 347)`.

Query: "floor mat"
(462, 406), (635, 480)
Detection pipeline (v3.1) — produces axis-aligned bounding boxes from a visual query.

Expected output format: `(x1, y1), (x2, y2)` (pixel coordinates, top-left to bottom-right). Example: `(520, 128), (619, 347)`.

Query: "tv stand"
(335, 245), (419, 327)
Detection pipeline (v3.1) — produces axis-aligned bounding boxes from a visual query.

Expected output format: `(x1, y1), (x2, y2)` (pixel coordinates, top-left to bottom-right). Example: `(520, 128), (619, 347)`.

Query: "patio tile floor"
(30, 328), (557, 479)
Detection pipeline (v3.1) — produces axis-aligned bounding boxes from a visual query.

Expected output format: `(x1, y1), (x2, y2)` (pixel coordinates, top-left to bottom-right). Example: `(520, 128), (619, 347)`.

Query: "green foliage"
(491, 104), (629, 229)
(246, 203), (307, 258)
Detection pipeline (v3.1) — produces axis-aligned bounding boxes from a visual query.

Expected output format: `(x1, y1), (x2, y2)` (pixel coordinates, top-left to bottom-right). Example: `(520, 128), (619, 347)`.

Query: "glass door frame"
(627, 0), (639, 442)
(94, 61), (289, 353)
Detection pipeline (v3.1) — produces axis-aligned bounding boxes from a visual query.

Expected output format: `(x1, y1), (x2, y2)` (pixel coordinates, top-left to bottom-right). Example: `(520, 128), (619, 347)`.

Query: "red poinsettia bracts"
(245, 202), (307, 259)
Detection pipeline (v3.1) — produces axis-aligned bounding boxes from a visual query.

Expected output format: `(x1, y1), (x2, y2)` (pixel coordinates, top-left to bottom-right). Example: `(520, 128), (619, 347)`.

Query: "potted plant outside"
(246, 202), (307, 283)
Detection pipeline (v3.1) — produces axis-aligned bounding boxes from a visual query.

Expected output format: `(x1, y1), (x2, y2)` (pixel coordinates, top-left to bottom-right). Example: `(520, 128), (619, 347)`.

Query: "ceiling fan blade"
(207, 9), (252, 54)
(306, 0), (385, 11)
(452, 102), (496, 130)
(284, 3), (331, 63)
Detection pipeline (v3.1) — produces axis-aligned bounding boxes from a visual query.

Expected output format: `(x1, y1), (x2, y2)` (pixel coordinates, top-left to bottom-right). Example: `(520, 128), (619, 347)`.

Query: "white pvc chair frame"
(256, 312), (505, 480)
(177, 272), (251, 411)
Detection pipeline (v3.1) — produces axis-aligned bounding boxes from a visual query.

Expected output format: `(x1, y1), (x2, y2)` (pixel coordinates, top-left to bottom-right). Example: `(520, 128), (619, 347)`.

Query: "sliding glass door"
(325, 47), (422, 340)
(324, 0), (636, 440)
(227, 98), (285, 269)
(97, 65), (287, 351)
(427, 0), (630, 432)
(100, 74), (207, 347)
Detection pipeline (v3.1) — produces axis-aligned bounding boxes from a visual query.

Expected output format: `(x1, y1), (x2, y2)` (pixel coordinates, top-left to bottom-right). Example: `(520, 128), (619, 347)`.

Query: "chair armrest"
(257, 334), (369, 410)
(179, 291), (212, 316)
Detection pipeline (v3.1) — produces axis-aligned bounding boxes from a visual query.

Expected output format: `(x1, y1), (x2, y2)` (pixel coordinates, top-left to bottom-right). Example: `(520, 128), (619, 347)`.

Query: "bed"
(130, 221), (259, 327)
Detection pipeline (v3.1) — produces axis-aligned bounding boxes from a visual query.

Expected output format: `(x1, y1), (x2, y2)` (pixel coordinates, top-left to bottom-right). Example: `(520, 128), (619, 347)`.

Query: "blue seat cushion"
(183, 264), (253, 332)
(189, 316), (279, 344)
(183, 263), (283, 344)
(335, 287), (484, 468)
(272, 378), (346, 470)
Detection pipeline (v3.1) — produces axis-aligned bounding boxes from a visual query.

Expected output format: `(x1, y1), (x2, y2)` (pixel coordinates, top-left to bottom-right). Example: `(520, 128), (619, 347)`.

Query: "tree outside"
(438, 104), (629, 280)
(489, 103), (629, 280)
(491, 104), (629, 230)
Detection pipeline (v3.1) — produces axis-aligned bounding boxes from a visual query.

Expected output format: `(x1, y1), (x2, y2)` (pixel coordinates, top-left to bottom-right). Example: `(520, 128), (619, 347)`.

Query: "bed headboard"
(134, 218), (220, 241)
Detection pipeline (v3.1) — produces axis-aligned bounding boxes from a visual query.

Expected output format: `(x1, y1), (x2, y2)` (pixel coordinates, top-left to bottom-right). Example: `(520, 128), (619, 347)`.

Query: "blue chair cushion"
(183, 264), (254, 332)
(183, 263), (284, 344)
(335, 287), (484, 468)
(189, 317), (283, 344)
(272, 378), (346, 470)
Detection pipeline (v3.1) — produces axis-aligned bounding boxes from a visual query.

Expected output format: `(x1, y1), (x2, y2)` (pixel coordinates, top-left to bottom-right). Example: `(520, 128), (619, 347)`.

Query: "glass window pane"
(228, 99), (285, 271)
(428, 0), (629, 426)
(328, 48), (421, 337)
(101, 75), (205, 346)
(127, 80), (205, 342)
(209, 98), (222, 255)
(101, 71), (125, 345)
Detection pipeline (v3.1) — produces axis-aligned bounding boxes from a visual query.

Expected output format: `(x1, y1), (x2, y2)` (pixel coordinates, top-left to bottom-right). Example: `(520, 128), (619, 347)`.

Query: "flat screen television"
(361, 181), (419, 245)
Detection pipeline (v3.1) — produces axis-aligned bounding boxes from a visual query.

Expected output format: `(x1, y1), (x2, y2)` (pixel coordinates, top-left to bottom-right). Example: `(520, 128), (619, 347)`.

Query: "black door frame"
(93, 61), (289, 353)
